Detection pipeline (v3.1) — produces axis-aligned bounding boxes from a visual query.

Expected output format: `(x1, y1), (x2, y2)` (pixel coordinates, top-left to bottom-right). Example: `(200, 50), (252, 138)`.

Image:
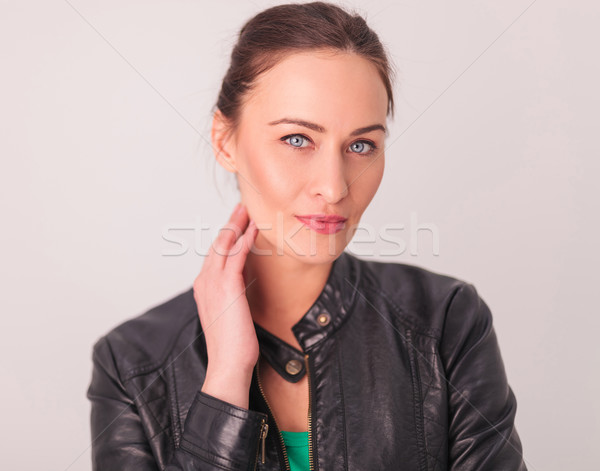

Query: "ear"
(211, 109), (238, 173)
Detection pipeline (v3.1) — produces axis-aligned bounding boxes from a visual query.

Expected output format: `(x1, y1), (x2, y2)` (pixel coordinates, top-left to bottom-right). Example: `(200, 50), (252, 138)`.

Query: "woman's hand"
(193, 203), (259, 408)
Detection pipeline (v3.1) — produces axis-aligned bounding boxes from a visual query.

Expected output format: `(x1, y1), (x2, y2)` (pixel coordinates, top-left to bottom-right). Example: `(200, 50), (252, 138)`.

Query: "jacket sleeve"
(439, 283), (527, 471)
(87, 335), (268, 470)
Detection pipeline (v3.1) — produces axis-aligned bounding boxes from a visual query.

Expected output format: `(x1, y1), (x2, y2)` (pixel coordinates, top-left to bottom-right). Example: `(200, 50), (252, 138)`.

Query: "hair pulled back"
(215, 1), (396, 133)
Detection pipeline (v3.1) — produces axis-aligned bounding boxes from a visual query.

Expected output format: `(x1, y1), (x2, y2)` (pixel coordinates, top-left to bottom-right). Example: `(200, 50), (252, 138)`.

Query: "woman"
(87, 2), (527, 470)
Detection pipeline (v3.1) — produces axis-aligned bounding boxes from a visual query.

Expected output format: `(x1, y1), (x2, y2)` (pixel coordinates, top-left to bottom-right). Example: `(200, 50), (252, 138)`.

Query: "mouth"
(295, 214), (348, 234)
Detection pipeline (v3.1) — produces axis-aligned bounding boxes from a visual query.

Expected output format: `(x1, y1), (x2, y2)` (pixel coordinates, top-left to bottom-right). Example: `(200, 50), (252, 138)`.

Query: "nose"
(310, 146), (349, 204)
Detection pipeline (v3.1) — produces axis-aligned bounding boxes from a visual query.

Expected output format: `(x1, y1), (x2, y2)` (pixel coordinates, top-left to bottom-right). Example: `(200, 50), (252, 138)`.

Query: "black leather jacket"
(87, 251), (527, 470)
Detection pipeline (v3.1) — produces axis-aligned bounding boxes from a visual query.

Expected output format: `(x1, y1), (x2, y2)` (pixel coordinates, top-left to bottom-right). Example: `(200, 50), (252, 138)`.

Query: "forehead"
(239, 50), (388, 127)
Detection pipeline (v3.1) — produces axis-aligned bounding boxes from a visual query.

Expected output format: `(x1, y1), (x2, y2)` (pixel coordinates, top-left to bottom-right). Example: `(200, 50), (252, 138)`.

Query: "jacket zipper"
(305, 353), (315, 471)
(254, 417), (269, 470)
(256, 356), (291, 470)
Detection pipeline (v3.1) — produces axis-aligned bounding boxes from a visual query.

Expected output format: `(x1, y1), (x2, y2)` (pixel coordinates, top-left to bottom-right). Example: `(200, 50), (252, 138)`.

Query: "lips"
(296, 214), (347, 223)
(295, 214), (347, 234)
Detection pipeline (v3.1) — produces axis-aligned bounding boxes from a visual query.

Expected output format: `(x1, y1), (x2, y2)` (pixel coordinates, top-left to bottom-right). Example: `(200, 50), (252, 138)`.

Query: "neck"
(243, 251), (333, 335)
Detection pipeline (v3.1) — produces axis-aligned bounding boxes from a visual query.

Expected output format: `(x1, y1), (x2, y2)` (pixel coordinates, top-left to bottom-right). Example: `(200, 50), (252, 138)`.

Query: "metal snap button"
(317, 312), (330, 326)
(285, 359), (303, 375)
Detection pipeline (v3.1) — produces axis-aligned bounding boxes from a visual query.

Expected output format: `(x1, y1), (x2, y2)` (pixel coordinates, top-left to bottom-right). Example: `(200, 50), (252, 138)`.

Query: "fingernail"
(234, 202), (242, 214)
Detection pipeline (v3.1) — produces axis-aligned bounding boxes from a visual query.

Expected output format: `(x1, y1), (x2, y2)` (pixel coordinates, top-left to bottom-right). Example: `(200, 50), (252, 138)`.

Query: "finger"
(214, 203), (245, 250)
(209, 204), (249, 268)
(226, 219), (258, 273)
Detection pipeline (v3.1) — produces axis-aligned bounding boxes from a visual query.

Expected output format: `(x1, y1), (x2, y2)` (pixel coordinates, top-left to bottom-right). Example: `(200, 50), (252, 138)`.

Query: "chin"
(284, 236), (349, 265)
(283, 251), (342, 267)
(253, 221), (351, 263)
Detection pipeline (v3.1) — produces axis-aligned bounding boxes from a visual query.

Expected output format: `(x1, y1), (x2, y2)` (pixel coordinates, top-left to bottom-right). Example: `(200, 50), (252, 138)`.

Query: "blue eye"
(349, 140), (376, 155)
(283, 134), (310, 148)
(280, 134), (377, 155)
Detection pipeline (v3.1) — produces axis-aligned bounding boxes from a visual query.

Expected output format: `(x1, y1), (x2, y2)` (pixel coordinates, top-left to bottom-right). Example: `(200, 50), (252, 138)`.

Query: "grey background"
(1, 0), (598, 469)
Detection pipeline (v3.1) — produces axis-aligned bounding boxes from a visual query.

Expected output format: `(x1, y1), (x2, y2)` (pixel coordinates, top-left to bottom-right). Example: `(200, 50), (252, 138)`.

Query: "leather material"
(87, 251), (527, 470)
(254, 322), (306, 383)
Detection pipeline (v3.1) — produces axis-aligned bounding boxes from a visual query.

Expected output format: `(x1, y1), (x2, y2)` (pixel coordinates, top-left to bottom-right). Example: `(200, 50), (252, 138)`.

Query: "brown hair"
(214, 1), (396, 134)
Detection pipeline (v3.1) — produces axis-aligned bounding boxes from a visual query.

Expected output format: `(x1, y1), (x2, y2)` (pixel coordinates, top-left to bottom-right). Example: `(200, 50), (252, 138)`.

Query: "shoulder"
(91, 286), (198, 380)
(348, 253), (483, 338)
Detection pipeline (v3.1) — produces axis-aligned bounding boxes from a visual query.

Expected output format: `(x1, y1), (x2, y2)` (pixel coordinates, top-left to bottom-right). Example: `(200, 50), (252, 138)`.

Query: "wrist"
(201, 368), (254, 409)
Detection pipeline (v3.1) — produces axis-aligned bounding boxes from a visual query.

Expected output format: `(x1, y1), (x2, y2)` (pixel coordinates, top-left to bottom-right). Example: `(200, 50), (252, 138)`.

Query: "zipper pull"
(259, 419), (269, 464)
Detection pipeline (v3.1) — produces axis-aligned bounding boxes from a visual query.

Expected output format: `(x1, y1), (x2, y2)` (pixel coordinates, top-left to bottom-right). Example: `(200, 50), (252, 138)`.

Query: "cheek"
(372, 158), (385, 194)
(242, 149), (300, 208)
(353, 158), (385, 207)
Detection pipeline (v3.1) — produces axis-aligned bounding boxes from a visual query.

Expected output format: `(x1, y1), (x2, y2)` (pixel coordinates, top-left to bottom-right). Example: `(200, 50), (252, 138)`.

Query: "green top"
(280, 430), (310, 471)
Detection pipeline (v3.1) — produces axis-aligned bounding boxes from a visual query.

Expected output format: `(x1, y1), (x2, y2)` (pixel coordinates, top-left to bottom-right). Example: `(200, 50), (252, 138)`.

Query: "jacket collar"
(253, 251), (361, 382)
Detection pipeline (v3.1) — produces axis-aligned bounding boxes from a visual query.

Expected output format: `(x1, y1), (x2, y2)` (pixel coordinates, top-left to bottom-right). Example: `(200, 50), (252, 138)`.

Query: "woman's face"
(217, 49), (388, 264)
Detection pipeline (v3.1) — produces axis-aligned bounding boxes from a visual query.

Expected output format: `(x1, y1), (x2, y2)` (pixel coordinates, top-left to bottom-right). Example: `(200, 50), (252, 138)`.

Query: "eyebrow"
(267, 118), (387, 136)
